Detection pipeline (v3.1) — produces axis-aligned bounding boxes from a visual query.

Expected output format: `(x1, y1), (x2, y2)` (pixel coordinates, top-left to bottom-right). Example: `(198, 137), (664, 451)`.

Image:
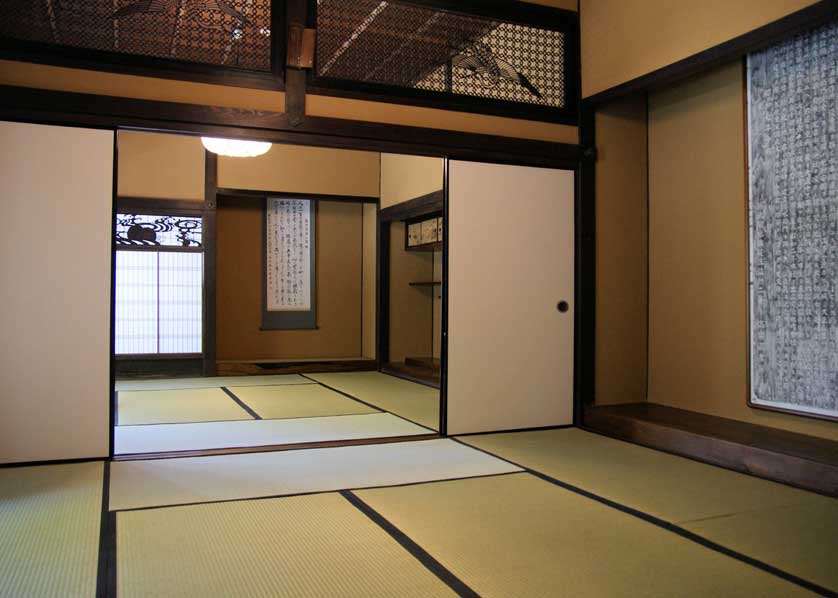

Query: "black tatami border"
(299, 373), (439, 433)
(220, 387), (263, 420)
(110, 466), (524, 514)
(452, 437), (837, 598)
(340, 490), (480, 598)
(95, 461), (115, 598)
(49, 427), (838, 598)
(114, 381), (389, 428)
(112, 374), (438, 443)
(94, 454), (498, 598)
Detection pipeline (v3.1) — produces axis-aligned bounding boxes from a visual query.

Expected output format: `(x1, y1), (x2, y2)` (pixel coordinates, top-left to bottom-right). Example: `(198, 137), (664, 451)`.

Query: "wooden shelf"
(406, 241), (443, 252)
(409, 281), (441, 287)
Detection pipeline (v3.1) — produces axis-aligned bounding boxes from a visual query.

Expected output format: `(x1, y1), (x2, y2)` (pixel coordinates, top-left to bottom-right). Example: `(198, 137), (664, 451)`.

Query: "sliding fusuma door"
(0, 121), (113, 463)
(446, 161), (574, 434)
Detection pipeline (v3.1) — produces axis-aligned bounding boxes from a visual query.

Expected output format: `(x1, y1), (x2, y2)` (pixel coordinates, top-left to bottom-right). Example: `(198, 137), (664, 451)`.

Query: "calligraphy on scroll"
(747, 21), (838, 418)
(266, 199), (312, 311)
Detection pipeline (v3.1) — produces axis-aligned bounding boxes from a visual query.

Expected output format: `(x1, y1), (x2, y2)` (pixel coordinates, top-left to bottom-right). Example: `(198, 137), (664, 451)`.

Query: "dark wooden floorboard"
(583, 403), (838, 496)
(382, 362), (441, 389)
(215, 359), (377, 376)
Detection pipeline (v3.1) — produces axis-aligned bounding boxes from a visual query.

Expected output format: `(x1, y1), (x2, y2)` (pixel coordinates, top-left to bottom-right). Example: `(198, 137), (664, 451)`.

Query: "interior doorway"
(111, 133), (444, 458)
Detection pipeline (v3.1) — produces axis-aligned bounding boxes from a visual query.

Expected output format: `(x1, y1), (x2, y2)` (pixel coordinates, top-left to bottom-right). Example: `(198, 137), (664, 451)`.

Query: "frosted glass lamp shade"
(201, 137), (272, 157)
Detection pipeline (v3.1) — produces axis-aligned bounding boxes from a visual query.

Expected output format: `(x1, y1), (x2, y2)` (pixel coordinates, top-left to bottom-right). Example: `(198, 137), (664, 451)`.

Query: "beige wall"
(118, 131), (205, 200)
(0, 59), (285, 111)
(0, 122), (112, 463)
(307, 96), (578, 144)
(580, 0), (819, 98)
(362, 203), (377, 360)
(389, 221), (435, 363)
(217, 199), (364, 360)
(380, 154), (444, 208)
(647, 61), (838, 441)
(218, 144), (379, 197)
(595, 95), (648, 405)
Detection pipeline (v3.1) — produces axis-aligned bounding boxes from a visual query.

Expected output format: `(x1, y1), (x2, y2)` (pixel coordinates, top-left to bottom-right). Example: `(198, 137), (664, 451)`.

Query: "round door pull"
(557, 301), (569, 313)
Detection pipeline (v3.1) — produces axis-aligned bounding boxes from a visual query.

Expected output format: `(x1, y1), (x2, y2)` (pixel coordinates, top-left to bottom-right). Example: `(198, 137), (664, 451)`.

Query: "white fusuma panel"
(447, 160), (575, 434)
(0, 121), (113, 463)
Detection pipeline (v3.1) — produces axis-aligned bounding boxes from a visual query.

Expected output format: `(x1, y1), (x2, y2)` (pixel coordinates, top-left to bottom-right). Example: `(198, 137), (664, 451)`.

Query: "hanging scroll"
(263, 198), (316, 330)
(747, 20), (838, 420)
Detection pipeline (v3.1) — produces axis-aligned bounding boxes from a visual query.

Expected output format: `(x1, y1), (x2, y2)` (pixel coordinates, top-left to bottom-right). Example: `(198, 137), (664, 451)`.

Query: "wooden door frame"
(0, 85), (586, 457)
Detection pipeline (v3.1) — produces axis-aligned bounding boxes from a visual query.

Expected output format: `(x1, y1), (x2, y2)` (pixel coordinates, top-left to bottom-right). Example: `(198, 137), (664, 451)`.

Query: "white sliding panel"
(0, 121), (113, 463)
(447, 161), (574, 435)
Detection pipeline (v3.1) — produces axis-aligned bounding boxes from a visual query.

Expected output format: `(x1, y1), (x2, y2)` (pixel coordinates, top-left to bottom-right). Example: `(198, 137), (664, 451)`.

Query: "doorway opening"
(111, 132), (444, 458)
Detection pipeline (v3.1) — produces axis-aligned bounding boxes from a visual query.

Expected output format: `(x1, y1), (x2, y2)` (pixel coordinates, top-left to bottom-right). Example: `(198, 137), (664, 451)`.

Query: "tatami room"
(1, 1), (837, 597)
(111, 131), (445, 457)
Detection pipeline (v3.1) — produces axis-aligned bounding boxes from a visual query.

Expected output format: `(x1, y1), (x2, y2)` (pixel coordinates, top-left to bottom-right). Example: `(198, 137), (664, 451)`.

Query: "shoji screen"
(0, 121), (113, 463)
(447, 161), (575, 434)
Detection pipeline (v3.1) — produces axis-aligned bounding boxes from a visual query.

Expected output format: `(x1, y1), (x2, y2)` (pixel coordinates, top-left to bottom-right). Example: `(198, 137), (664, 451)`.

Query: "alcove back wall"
(647, 61), (838, 441)
(583, 1), (838, 441)
(216, 198), (364, 361)
(216, 145), (379, 362)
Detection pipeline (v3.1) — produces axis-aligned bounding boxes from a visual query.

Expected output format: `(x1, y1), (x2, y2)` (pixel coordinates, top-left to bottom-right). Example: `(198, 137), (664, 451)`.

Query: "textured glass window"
(115, 214), (203, 247)
(0, 1), (272, 71)
(314, 0), (569, 110)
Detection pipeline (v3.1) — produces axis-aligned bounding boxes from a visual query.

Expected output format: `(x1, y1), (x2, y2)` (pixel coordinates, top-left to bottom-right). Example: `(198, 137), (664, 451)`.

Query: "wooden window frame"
(306, 0), (580, 125)
(113, 199), (206, 363)
(0, 0), (286, 91)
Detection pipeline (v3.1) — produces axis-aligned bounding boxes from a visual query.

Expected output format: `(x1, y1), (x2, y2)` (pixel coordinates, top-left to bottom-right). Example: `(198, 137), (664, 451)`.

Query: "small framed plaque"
(408, 222), (422, 247)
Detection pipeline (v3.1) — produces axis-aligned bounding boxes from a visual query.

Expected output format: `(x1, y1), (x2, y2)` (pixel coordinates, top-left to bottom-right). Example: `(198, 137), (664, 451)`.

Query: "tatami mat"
(356, 473), (813, 598)
(117, 387), (253, 426)
(682, 501), (838, 591)
(114, 413), (430, 455)
(305, 372), (439, 430)
(117, 493), (457, 598)
(0, 462), (102, 598)
(461, 428), (838, 594)
(109, 438), (521, 511)
(230, 384), (378, 420)
(115, 374), (313, 392)
(460, 428), (826, 523)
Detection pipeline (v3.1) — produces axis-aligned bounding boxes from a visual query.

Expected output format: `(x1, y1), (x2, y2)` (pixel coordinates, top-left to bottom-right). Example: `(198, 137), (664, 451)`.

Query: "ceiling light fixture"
(201, 137), (272, 158)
